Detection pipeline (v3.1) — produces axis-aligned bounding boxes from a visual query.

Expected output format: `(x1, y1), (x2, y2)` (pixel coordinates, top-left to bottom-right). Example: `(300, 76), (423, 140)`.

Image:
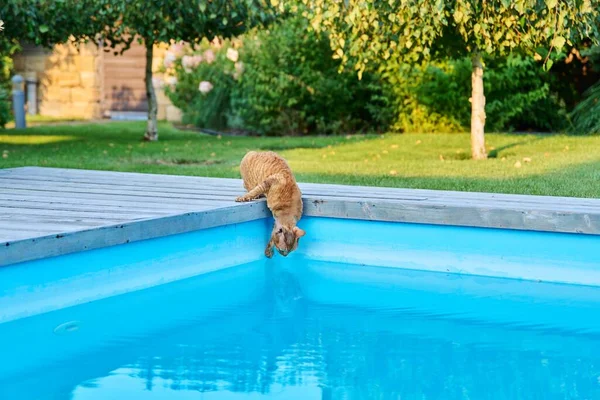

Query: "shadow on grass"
(259, 142), (332, 151)
(441, 136), (549, 161)
(487, 136), (546, 159)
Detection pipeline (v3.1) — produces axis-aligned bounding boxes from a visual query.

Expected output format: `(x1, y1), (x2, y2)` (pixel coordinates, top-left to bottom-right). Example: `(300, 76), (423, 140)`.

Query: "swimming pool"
(1, 217), (600, 399)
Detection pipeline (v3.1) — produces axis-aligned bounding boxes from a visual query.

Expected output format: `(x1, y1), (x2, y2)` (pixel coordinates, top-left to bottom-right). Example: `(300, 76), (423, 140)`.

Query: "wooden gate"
(102, 41), (148, 116)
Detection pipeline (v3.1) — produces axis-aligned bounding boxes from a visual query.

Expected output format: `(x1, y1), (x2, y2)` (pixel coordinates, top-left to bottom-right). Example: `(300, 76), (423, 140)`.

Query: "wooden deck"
(2, 166), (600, 266)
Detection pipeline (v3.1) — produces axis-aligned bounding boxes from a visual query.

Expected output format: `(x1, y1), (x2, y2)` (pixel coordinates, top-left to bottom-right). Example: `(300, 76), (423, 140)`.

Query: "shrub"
(164, 20), (574, 136)
(164, 17), (386, 136)
(229, 17), (385, 136)
(0, 38), (18, 128)
(571, 81), (600, 134)
(379, 53), (570, 133)
(570, 46), (600, 135)
(378, 61), (466, 133)
(163, 38), (238, 131)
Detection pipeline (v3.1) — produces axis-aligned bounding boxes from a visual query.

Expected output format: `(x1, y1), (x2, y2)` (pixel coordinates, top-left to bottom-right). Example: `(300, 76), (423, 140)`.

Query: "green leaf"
(453, 10), (464, 23)
(545, 0), (557, 8)
(39, 24), (49, 33)
(543, 58), (554, 71)
(551, 36), (566, 50)
(199, 2), (206, 12)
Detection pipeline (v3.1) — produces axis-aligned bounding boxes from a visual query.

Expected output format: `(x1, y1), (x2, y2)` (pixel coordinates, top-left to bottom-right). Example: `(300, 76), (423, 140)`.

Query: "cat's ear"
(293, 227), (305, 238)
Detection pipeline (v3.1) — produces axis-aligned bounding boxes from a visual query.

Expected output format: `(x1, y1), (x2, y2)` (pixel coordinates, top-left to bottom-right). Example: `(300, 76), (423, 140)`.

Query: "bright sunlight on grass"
(4, 115), (85, 129)
(1, 121), (600, 198)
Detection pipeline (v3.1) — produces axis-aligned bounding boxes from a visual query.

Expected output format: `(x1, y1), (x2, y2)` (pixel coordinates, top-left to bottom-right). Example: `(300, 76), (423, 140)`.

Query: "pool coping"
(2, 166), (600, 266)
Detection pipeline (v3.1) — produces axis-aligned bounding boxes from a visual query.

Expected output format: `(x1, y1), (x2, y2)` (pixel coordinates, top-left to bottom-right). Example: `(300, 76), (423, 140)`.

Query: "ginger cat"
(235, 151), (305, 258)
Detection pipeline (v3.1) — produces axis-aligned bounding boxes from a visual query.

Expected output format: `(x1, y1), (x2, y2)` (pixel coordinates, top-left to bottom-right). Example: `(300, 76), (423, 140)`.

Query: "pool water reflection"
(1, 260), (600, 400)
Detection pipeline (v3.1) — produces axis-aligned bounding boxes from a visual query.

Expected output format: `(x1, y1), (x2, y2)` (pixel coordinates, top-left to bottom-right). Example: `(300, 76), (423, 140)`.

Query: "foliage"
(165, 17), (386, 136)
(99, 0), (276, 52)
(380, 53), (569, 133)
(379, 53), (571, 134)
(164, 38), (238, 131)
(0, 28), (20, 128)
(0, 0), (114, 46)
(0, 0), (121, 128)
(297, 0), (600, 78)
(378, 61), (465, 133)
(570, 46), (600, 134)
(295, 0), (599, 159)
(229, 17), (385, 135)
(0, 83), (12, 129)
(571, 80), (600, 134)
(95, 0), (277, 141)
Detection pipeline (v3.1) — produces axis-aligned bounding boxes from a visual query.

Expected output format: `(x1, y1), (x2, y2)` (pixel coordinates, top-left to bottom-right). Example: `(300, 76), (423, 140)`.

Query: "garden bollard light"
(26, 76), (38, 115)
(11, 75), (26, 129)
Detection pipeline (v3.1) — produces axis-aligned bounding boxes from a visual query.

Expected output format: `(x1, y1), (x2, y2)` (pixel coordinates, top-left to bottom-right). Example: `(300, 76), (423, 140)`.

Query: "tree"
(297, 0), (600, 159)
(0, 0), (116, 47)
(0, 0), (114, 127)
(99, 0), (276, 141)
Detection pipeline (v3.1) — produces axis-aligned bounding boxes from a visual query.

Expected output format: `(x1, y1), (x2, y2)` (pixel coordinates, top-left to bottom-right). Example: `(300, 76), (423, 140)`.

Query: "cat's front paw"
(235, 196), (250, 202)
(265, 246), (274, 258)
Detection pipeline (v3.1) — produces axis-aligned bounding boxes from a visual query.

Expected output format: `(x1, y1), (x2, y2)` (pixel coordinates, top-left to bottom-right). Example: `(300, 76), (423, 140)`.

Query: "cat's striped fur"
(236, 151), (305, 258)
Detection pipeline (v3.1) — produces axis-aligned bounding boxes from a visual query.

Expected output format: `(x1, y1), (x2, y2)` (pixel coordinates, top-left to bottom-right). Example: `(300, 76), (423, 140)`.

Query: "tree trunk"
(143, 41), (158, 141)
(470, 52), (487, 160)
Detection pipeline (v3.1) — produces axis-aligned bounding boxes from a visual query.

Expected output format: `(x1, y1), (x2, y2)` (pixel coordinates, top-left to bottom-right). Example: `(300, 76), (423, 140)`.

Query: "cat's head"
(271, 223), (305, 257)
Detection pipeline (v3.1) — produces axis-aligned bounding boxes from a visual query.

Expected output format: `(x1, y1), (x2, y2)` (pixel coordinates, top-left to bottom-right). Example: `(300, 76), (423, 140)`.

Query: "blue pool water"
(2, 259), (600, 399)
(2, 217), (600, 399)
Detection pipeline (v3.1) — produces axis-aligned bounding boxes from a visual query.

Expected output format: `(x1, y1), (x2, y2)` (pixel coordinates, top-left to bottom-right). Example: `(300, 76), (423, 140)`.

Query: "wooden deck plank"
(2, 192), (230, 212)
(0, 199), (211, 213)
(3, 176), (594, 213)
(2, 166), (600, 266)
(0, 207), (166, 220)
(3, 166), (598, 207)
(0, 181), (238, 201)
(1, 188), (236, 204)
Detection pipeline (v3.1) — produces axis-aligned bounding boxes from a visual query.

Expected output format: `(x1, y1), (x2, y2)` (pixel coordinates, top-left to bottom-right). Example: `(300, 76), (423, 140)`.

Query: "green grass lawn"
(4, 114), (85, 128)
(2, 121), (600, 198)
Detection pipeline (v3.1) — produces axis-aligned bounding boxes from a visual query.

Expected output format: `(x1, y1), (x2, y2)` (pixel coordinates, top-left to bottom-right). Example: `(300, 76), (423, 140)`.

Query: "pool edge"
(2, 167), (600, 266)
